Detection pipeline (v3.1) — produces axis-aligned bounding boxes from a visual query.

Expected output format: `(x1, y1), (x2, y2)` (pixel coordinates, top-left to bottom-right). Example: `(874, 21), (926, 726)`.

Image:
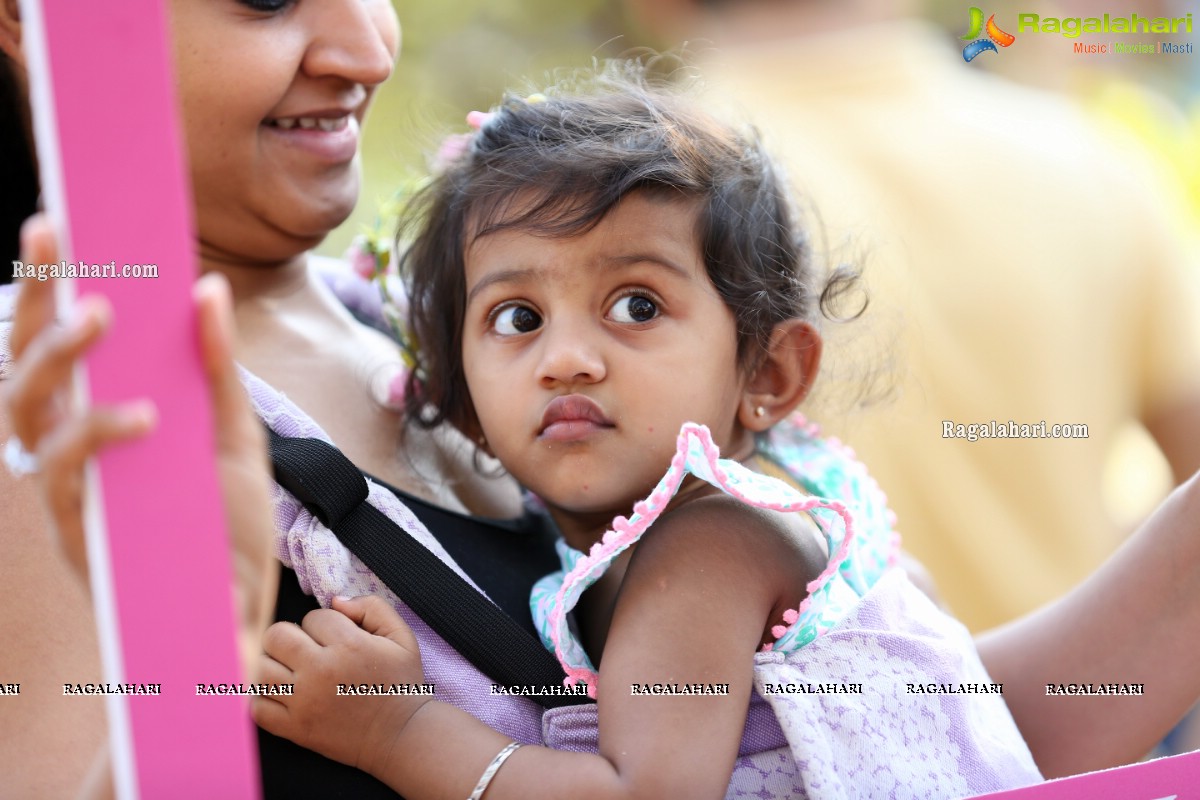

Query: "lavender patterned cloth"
(543, 570), (1044, 798)
(742, 569), (1043, 798)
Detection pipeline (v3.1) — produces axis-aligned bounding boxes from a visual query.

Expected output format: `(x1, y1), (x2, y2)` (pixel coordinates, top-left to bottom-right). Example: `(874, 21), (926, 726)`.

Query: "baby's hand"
(253, 596), (430, 774)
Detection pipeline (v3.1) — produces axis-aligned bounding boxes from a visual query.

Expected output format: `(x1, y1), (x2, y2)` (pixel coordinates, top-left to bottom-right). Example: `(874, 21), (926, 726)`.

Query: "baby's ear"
(738, 319), (822, 432)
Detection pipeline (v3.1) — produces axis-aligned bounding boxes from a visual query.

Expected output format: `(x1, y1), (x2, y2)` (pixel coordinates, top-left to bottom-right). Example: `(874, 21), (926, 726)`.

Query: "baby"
(253, 66), (1043, 799)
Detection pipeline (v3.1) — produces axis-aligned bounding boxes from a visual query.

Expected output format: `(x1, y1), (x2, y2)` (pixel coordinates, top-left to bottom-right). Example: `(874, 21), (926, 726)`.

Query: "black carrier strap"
(266, 428), (588, 709)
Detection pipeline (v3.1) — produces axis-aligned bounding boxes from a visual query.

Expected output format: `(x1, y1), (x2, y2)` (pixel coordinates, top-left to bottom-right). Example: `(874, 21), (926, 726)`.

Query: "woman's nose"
(303, 0), (399, 89)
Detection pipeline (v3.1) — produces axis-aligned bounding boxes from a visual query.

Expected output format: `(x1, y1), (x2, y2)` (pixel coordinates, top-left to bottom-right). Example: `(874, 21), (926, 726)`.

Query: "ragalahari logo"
(961, 7), (1016, 61)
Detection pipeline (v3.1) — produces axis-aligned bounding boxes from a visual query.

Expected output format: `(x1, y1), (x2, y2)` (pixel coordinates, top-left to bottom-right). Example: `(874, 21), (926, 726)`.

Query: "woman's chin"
(198, 221), (331, 268)
(194, 179), (359, 264)
(265, 195), (358, 254)
(254, 169), (361, 246)
(288, 182), (359, 233)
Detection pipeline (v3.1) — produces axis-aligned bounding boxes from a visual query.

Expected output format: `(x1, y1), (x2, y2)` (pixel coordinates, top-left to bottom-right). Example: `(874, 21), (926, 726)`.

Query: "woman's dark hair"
(1, 54), (39, 284)
(400, 62), (859, 437)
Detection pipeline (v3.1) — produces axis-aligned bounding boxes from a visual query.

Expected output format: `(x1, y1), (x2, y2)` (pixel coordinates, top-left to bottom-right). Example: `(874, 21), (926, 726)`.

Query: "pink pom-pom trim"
(545, 422), (864, 699)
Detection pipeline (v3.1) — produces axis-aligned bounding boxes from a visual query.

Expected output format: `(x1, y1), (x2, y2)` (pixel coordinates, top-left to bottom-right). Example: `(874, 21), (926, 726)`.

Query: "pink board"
(967, 750), (1200, 799)
(18, 0), (260, 797)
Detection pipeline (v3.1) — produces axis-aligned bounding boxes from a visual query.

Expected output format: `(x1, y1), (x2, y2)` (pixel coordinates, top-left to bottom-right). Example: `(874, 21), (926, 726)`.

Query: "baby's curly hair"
(399, 61), (859, 438)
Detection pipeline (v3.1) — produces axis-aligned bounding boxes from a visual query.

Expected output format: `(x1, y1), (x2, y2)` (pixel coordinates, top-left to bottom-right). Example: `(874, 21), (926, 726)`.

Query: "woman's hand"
(254, 596), (431, 776)
(5, 216), (151, 575)
(3, 213), (278, 677)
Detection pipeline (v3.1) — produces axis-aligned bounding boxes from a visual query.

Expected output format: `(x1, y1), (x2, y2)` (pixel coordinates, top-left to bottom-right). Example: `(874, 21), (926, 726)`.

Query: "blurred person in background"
(619, 0), (1200, 637)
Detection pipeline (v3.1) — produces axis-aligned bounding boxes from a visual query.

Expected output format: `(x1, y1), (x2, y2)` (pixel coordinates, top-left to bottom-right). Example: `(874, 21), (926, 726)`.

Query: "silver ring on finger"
(3, 436), (40, 477)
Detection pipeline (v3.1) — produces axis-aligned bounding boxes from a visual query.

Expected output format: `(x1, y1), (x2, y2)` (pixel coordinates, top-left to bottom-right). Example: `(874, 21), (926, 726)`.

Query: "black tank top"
(258, 479), (560, 799)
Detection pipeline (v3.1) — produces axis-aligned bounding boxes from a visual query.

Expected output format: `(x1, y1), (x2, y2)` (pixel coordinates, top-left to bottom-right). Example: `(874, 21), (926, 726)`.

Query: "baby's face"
(461, 192), (752, 531)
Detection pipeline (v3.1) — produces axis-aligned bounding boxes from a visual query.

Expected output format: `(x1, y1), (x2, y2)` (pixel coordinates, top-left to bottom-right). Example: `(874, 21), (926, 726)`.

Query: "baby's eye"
(492, 305), (542, 335)
(609, 295), (659, 324)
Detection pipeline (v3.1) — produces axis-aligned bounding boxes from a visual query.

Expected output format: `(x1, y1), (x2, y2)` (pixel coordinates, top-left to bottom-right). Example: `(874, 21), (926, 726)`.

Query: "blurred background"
(328, 0), (1198, 262)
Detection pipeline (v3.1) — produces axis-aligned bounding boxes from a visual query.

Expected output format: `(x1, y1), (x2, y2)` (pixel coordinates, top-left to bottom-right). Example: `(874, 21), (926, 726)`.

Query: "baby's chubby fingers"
(254, 609), (418, 767)
(332, 595), (419, 653)
(257, 652), (295, 690)
(299, 605), (379, 648)
(249, 651), (296, 732)
(258, 599), (432, 771)
(261, 619), (323, 671)
(294, 598), (427, 692)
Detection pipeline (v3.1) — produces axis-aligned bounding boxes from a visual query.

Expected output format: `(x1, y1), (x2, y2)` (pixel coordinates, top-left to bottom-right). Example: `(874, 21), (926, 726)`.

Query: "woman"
(4, 2), (1200, 798)
(0, 1), (542, 797)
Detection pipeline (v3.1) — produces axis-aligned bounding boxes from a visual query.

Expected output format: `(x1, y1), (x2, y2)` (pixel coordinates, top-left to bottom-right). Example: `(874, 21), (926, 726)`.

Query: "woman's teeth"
(270, 116), (348, 131)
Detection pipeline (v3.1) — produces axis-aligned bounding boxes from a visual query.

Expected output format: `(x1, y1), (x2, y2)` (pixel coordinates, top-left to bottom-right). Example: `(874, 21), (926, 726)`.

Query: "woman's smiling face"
(170, 0), (400, 264)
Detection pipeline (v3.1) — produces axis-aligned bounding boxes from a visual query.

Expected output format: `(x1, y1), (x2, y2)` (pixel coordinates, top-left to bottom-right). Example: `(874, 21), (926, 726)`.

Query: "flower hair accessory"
(343, 190), (418, 405)
(429, 109), (496, 172)
(430, 93), (546, 173)
(466, 109), (497, 129)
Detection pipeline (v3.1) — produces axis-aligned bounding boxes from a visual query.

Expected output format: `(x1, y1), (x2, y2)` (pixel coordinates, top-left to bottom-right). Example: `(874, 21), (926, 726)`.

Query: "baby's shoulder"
(635, 492), (827, 593)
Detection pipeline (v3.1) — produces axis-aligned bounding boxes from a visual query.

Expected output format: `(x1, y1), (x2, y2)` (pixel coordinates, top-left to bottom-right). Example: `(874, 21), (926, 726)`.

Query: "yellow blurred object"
(1082, 79), (1200, 232)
